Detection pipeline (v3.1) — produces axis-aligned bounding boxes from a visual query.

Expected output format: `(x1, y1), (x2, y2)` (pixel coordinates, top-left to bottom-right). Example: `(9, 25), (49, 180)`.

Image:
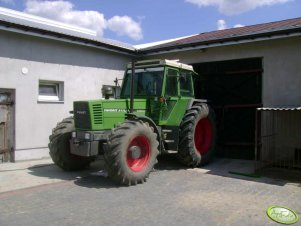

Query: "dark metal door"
(193, 58), (263, 159)
(0, 91), (14, 163)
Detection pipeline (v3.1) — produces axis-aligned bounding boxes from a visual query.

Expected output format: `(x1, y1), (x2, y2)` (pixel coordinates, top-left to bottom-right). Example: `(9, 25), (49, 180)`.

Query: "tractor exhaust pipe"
(130, 60), (135, 113)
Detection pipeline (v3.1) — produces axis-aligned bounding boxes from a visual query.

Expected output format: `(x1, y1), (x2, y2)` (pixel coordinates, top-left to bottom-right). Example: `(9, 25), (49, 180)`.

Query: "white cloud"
(234, 24), (245, 28)
(24, 0), (143, 40)
(217, 20), (245, 30)
(25, 0), (106, 36)
(186, 0), (292, 15)
(107, 16), (143, 41)
(217, 19), (227, 30)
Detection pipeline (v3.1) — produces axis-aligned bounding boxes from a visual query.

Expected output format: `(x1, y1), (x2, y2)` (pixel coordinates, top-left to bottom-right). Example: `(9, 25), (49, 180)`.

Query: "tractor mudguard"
(188, 99), (208, 109)
(126, 113), (163, 152)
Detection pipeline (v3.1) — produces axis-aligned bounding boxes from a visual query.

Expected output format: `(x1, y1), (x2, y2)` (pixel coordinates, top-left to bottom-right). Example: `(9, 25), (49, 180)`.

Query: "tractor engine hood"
(73, 99), (150, 131)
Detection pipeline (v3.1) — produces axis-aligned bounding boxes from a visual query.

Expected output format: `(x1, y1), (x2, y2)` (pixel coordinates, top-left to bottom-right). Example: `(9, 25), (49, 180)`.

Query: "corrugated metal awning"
(257, 107), (301, 111)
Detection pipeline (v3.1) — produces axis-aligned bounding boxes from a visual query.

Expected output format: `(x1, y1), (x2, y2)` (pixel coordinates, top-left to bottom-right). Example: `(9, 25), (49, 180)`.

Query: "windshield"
(121, 67), (164, 97)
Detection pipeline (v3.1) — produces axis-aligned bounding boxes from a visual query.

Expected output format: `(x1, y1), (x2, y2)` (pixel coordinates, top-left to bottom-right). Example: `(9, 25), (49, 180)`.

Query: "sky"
(0, 0), (300, 45)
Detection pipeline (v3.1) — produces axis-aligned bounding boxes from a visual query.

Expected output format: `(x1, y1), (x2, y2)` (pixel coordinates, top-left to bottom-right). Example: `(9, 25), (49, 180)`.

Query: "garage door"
(193, 58), (262, 160)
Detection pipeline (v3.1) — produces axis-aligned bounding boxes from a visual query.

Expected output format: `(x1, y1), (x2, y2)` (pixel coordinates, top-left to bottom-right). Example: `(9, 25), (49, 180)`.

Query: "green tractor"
(49, 59), (216, 185)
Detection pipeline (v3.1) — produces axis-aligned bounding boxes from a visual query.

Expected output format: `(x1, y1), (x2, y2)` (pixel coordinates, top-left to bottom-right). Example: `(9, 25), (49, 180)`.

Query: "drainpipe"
(130, 60), (135, 113)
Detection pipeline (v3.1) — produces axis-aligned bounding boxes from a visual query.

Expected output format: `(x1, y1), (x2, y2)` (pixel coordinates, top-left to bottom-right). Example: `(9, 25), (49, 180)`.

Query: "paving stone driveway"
(0, 156), (300, 226)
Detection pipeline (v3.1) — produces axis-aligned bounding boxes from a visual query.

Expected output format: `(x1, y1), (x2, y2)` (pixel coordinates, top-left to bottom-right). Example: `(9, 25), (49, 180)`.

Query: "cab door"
(160, 68), (192, 126)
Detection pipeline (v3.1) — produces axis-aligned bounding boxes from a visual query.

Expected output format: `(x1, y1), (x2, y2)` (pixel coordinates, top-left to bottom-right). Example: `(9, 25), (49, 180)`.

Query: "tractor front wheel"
(104, 120), (159, 186)
(49, 117), (94, 171)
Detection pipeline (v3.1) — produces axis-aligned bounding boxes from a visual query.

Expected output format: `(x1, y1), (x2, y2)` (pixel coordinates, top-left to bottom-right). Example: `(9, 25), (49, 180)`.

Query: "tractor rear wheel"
(104, 120), (159, 186)
(177, 104), (216, 167)
(49, 117), (94, 171)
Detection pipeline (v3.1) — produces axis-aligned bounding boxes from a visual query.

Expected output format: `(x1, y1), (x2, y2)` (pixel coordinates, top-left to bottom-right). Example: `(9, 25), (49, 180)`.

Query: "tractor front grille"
(92, 103), (103, 125)
(74, 101), (91, 130)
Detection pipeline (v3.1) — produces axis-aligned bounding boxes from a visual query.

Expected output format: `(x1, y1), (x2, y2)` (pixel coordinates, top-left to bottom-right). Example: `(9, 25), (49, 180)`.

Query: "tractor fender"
(188, 99), (208, 109)
(125, 113), (161, 144)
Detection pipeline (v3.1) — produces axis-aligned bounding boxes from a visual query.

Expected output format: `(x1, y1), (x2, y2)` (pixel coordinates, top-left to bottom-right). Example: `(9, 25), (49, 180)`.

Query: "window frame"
(38, 80), (64, 103)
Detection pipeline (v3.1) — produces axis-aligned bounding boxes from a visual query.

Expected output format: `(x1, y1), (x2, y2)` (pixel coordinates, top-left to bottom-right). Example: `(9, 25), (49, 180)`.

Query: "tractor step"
(166, 150), (177, 154)
(164, 140), (174, 143)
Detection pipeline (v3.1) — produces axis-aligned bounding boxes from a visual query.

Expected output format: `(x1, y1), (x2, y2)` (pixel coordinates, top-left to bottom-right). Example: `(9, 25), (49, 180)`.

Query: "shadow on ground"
(155, 154), (301, 186)
(27, 155), (301, 189)
(74, 174), (118, 188)
(203, 158), (301, 187)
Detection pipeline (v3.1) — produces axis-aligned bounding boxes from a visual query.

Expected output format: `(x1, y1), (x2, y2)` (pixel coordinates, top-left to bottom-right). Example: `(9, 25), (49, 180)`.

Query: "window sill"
(37, 100), (64, 104)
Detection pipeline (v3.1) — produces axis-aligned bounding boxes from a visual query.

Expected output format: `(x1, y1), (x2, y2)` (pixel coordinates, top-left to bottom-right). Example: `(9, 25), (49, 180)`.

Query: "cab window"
(121, 67), (164, 97)
(165, 69), (178, 97)
(179, 71), (193, 97)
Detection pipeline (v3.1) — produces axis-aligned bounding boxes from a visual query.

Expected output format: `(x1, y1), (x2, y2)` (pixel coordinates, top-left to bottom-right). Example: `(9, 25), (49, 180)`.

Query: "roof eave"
(0, 20), (137, 56)
(139, 27), (301, 56)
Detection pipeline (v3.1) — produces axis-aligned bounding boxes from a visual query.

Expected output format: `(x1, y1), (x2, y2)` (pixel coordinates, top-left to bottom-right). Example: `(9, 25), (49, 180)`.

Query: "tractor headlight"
(72, 132), (76, 138)
(84, 132), (91, 140)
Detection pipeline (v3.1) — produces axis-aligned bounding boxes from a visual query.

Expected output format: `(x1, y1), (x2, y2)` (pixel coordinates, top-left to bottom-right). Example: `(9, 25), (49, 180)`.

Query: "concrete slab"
(0, 158), (53, 171)
(0, 158), (104, 193)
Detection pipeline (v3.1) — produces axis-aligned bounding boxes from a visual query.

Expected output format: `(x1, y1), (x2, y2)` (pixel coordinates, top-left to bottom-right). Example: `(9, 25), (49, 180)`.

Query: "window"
(180, 72), (194, 97)
(38, 80), (64, 102)
(165, 69), (178, 97)
(121, 67), (164, 97)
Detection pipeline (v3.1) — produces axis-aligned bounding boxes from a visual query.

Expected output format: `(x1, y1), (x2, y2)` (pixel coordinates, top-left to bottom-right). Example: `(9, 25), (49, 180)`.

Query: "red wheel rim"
(194, 118), (213, 155)
(126, 135), (151, 172)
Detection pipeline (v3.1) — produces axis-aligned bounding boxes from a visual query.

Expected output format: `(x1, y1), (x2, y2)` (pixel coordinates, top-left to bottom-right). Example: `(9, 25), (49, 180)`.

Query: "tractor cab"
(120, 60), (196, 126)
(121, 59), (195, 99)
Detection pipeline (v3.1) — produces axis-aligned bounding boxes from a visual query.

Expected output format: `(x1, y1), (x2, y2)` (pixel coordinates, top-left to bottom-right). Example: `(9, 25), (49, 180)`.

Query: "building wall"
(0, 29), (131, 161)
(143, 36), (301, 107)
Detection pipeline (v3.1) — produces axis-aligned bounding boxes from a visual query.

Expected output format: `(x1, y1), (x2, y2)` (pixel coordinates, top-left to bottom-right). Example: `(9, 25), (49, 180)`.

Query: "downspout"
(129, 60), (135, 113)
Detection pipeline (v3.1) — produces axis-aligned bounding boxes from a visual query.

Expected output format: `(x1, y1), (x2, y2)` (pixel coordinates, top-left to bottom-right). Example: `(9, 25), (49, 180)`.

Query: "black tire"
(49, 117), (94, 171)
(177, 104), (216, 167)
(104, 120), (159, 186)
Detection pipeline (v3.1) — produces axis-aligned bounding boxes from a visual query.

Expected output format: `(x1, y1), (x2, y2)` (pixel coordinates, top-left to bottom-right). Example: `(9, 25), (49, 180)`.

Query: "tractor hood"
(73, 99), (153, 131)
